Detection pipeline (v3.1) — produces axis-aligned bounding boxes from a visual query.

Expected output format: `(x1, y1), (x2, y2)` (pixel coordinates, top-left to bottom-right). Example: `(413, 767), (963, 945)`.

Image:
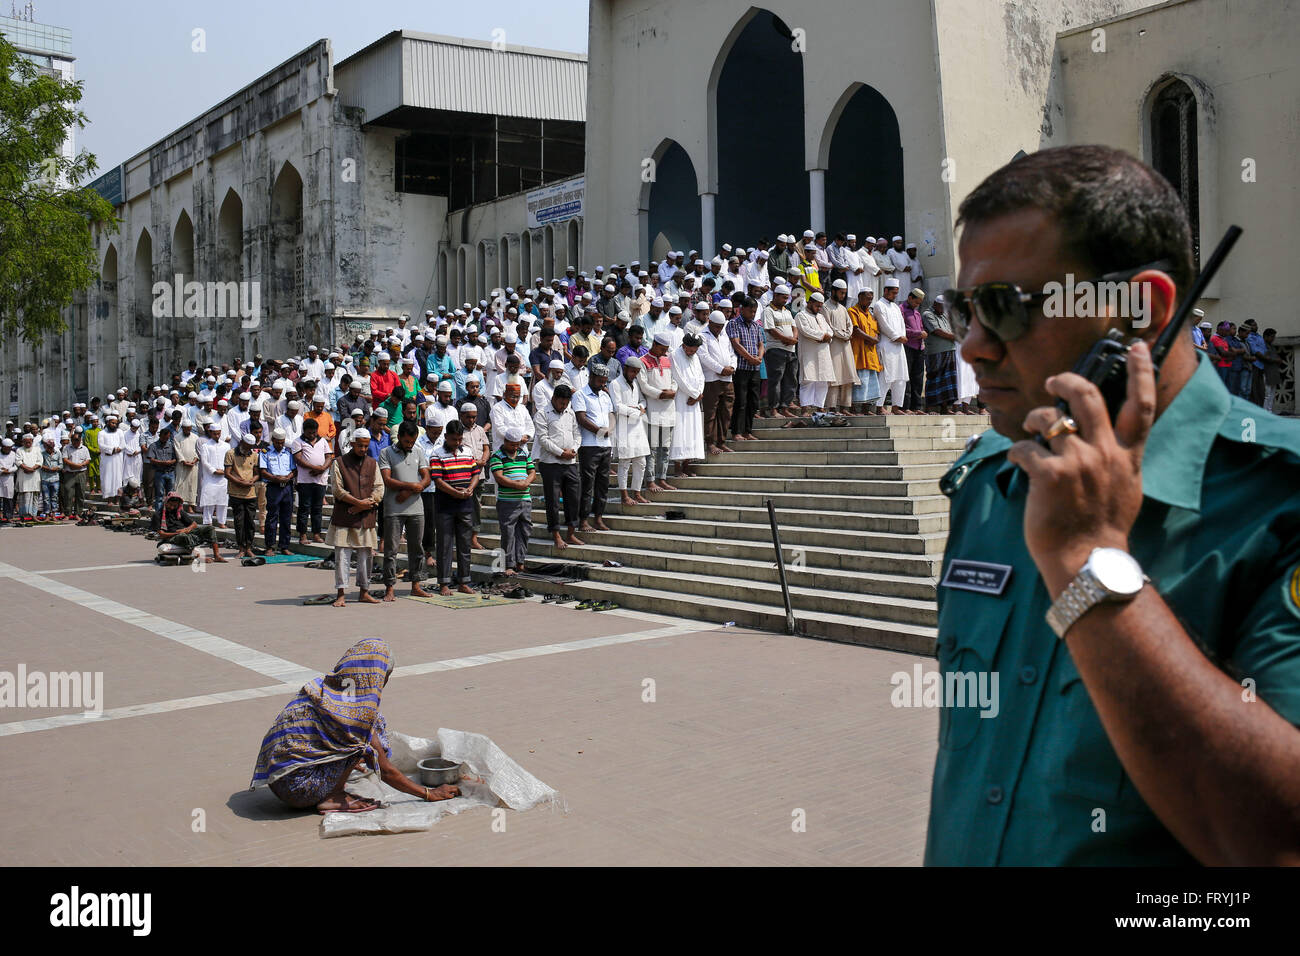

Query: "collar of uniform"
(1138, 351), (1231, 512)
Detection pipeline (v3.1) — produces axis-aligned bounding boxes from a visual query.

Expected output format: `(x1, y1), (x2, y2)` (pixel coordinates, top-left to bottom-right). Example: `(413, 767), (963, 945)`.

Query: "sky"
(24, 0), (589, 177)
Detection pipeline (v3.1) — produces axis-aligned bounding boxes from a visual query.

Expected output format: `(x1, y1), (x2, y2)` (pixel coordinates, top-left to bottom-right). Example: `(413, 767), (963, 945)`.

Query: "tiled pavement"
(0, 525), (938, 865)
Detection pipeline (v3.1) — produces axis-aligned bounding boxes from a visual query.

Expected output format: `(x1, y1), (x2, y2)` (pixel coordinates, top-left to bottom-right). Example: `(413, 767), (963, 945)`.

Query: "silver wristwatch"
(1045, 547), (1148, 639)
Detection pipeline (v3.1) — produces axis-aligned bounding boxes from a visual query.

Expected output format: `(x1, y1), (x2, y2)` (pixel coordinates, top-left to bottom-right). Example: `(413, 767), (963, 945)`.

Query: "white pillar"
(700, 192), (716, 259)
(808, 169), (826, 234)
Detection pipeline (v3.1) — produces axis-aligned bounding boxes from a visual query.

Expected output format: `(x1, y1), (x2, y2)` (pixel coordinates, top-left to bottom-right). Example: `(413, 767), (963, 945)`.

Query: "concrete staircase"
(479, 413), (985, 655)
(84, 413), (987, 655)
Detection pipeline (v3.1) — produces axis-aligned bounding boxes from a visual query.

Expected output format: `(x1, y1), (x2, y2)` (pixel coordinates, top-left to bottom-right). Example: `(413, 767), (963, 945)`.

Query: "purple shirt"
(902, 303), (926, 350)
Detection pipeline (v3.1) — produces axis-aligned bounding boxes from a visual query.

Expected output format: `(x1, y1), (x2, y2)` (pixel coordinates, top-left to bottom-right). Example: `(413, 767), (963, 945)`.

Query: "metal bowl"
(417, 757), (461, 787)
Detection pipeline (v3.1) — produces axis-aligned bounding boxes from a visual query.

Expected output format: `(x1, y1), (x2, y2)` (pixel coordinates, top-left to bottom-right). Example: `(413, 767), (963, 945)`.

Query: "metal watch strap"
(1046, 567), (1109, 639)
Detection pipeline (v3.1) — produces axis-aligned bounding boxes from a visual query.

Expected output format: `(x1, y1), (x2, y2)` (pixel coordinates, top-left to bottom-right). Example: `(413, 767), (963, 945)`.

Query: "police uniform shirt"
(926, 353), (1300, 865)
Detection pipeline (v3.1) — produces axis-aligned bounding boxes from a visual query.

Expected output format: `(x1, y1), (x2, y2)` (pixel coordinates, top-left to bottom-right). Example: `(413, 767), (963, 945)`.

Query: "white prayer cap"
(934, 294), (945, 304)
(757, 250), (769, 259)
(238, 433), (255, 446)
(652, 297), (664, 307)
(373, 408), (389, 420)
(460, 402), (477, 413)
(809, 292), (825, 303)
(1197, 320), (1213, 330)
(1192, 308), (1206, 318)
(802, 229), (815, 239)
(1, 438), (11, 447)
(287, 400), (302, 410)
(707, 310), (727, 325)
(774, 284), (791, 296)
(548, 359), (565, 371)
(401, 356), (414, 365)
(846, 233), (856, 241)
(502, 425), (525, 443)
(308, 344), (318, 352)
(906, 241), (917, 249)
(883, 277), (901, 289)
(274, 380), (288, 392)
(892, 235), (903, 242)
(832, 279), (847, 289)
(604, 284), (616, 293)
(653, 331), (674, 346)
(130, 418), (141, 427)
(324, 361), (335, 369)
(352, 428), (371, 441)
(350, 408), (366, 418)
(669, 306), (682, 316)
(238, 391), (252, 401)
(425, 309), (435, 317)
(206, 376), (216, 383)
(718, 298), (733, 309)
(615, 311), (631, 323)
(205, 419), (221, 431)
(271, 427), (287, 440)
(477, 334), (488, 344)
(436, 380), (454, 393)
(503, 332), (518, 344)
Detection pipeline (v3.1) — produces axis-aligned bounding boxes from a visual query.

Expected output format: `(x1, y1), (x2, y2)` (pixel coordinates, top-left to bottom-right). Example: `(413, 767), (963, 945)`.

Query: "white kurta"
(796, 309), (835, 383)
(0, 451), (15, 498)
(872, 299), (909, 385)
(888, 248), (913, 298)
(871, 250), (895, 301)
(957, 347), (979, 403)
(197, 438), (230, 507)
(123, 429), (143, 485)
(640, 356), (678, 427)
(174, 432), (200, 503)
(668, 346), (705, 461)
(98, 429), (125, 497)
(823, 300), (859, 387)
(849, 247), (880, 300)
(609, 375), (651, 459)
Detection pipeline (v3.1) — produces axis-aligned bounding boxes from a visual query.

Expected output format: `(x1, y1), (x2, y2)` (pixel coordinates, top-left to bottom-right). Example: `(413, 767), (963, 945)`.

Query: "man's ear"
(1128, 269), (1178, 339)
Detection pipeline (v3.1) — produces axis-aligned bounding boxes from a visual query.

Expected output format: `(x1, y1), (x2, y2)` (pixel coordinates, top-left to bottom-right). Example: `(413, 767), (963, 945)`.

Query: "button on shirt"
(571, 385), (613, 447)
(698, 327), (737, 383)
(926, 354), (1300, 866)
(725, 316), (763, 371)
(378, 443), (429, 517)
(258, 445), (295, 481)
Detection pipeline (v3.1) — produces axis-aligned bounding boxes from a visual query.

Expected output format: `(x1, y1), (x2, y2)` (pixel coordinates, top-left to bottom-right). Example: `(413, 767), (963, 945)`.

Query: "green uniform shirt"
(926, 353), (1300, 865)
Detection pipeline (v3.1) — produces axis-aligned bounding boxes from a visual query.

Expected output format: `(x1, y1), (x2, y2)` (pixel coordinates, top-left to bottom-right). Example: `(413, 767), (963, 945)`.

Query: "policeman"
(927, 145), (1300, 865)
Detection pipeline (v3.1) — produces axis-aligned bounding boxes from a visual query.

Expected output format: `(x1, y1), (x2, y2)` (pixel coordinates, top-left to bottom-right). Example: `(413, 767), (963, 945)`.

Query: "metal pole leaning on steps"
(766, 499), (797, 635)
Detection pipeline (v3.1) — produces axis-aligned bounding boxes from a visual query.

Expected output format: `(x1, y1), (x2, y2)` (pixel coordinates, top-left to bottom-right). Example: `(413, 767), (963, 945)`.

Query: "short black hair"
(956, 144), (1195, 298)
(553, 383), (573, 400)
(398, 420), (419, 439)
(443, 420), (465, 437)
(571, 345), (590, 360)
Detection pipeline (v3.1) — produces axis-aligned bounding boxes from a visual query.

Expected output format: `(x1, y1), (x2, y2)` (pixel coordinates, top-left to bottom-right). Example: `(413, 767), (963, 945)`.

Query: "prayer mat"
(259, 552), (315, 564)
(406, 592), (518, 609)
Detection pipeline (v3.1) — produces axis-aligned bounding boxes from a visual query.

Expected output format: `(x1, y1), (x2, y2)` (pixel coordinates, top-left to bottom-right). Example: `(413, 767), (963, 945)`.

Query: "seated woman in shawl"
(250, 638), (459, 813)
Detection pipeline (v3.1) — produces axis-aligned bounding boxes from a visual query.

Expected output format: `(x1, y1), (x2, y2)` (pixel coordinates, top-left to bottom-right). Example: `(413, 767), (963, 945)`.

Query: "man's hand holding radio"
(1006, 339), (1155, 597)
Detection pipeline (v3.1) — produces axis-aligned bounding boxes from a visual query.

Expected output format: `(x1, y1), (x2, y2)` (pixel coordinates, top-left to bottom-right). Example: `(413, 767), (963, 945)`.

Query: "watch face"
(1089, 548), (1145, 596)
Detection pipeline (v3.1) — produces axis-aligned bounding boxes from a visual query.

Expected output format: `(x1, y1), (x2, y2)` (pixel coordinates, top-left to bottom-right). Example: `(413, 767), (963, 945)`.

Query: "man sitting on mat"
(158, 491), (227, 563)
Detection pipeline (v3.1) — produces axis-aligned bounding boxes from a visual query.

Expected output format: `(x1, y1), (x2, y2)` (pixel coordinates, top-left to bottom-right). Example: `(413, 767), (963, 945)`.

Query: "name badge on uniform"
(941, 559), (1013, 596)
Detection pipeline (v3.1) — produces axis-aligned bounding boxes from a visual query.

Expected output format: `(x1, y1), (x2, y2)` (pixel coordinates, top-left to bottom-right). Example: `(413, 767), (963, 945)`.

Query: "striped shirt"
(725, 316), (764, 370)
(430, 442), (478, 512)
(488, 448), (534, 501)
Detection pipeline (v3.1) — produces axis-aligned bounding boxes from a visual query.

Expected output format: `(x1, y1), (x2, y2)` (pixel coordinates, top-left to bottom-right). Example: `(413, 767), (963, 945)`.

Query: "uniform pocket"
(935, 589), (1013, 751)
(1057, 667), (1126, 803)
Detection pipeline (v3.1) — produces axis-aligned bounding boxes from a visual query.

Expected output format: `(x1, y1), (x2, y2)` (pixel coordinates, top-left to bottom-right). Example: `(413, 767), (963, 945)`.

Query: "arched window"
(1150, 79), (1199, 264)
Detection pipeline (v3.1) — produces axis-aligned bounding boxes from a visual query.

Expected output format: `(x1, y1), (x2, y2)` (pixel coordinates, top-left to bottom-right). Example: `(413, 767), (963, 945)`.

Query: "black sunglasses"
(943, 259), (1173, 343)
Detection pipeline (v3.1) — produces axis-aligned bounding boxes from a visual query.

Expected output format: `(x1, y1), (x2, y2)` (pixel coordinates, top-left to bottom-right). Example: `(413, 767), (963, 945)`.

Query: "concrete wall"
(1049, 0), (1298, 341)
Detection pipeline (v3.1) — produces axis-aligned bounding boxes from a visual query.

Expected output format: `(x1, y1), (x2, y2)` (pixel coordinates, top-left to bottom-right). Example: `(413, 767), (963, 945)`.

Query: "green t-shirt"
(489, 448), (533, 501)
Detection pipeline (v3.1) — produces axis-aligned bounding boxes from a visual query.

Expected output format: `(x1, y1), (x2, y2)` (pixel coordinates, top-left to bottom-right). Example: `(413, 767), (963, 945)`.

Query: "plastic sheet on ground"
(320, 728), (564, 838)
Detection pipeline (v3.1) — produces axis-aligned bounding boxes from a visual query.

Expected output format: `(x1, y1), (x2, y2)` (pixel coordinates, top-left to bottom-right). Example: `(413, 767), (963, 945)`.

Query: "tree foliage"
(0, 31), (116, 347)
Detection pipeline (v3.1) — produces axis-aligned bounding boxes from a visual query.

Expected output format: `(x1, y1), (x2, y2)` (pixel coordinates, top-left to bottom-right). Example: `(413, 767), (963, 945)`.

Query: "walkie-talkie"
(1040, 224), (1243, 440)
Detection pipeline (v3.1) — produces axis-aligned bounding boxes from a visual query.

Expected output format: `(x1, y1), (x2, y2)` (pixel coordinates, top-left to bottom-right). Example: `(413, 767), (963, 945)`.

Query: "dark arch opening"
(1150, 78), (1200, 265)
(715, 10), (806, 243)
(825, 84), (904, 239)
(647, 142), (701, 260)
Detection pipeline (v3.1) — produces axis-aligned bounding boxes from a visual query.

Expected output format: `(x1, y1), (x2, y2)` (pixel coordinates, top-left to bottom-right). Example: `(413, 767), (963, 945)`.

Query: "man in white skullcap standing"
(888, 236), (913, 299)
(872, 277), (910, 414)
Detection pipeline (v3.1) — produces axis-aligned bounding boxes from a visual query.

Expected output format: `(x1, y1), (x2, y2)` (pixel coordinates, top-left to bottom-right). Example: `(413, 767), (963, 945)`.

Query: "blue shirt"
(926, 353), (1300, 865)
(366, 429), (392, 461)
(258, 445), (295, 478)
(425, 351), (455, 383)
(1246, 331), (1267, 370)
(571, 385), (613, 448)
(1191, 326), (1205, 348)
(453, 367), (484, 402)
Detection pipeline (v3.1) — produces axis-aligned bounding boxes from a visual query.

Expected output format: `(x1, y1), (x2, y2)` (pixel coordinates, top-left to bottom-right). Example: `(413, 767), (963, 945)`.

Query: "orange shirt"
(305, 410), (336, 442)
(849, 305), (882, 372)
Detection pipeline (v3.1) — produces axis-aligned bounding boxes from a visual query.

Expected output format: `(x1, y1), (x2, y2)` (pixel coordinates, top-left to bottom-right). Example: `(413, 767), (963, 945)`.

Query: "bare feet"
(633, 493), (649, 504)
(566, 531), (584, 546)
(440, 585), (453, 596)
(743, 433), (759, 441)
(620, 492), (635, 506)
(503, 568), (517, 576)
(578, 521), (594, 533)
(594, 518), (611, 532)
(411, 583), (432, 598)
(471, 537), (484, 550)
(311, 534), (326, 543)
(358, 590), (380, 604)
(707, 445), (723, 456)
(383, 587), (396, 602)
(658, 480), (677, 491)
(645, 481), (663, 492)
(553, 531), (567, 549)
(457, 584), (474, 594)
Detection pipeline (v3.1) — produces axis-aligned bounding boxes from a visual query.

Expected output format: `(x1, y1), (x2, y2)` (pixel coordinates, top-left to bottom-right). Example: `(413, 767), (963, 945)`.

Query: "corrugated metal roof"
(335, 30), (586, 123)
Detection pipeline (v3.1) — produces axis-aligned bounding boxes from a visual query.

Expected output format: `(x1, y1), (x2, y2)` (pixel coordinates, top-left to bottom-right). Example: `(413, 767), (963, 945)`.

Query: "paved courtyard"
(0, 525), (937, 866)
